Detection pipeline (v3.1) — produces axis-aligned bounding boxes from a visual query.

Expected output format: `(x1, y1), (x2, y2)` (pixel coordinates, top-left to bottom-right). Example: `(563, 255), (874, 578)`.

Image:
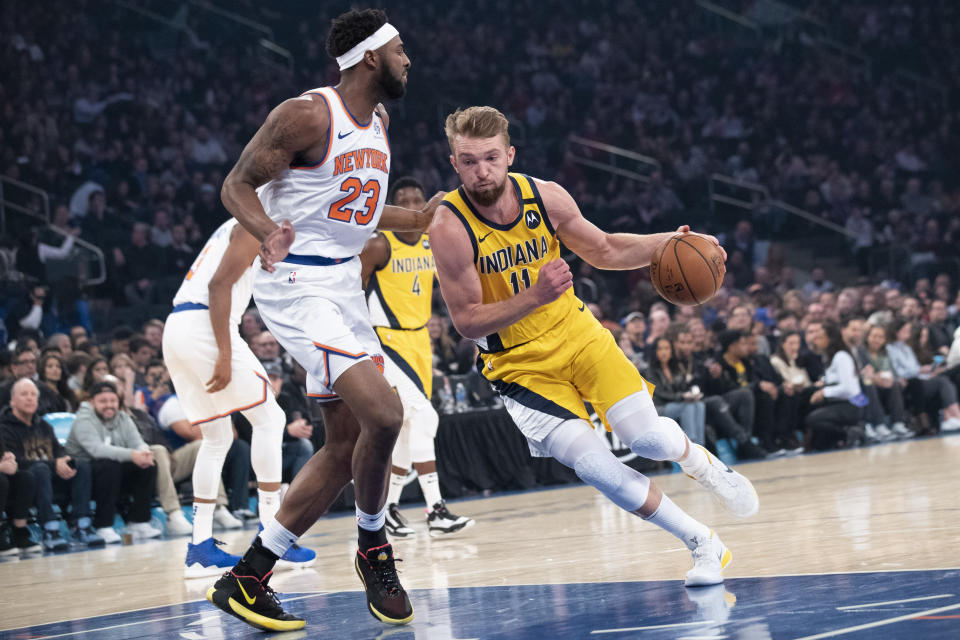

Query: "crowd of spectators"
(0, 314), (319, 556)
(2, 0), (960, 555)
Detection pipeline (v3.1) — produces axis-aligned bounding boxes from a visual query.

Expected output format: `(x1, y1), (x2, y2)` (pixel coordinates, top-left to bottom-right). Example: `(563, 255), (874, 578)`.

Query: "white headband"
(336, 23), (400, 71)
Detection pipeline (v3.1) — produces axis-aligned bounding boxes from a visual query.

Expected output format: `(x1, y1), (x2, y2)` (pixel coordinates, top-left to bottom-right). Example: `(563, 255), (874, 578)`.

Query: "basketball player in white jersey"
(163, 219), (316, 578)
(206, 9), (437, 631)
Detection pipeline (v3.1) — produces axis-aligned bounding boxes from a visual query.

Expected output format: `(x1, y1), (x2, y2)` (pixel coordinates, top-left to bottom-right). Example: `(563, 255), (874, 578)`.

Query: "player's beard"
(466, 176), (507, 207)
(379, 64), (406, 100)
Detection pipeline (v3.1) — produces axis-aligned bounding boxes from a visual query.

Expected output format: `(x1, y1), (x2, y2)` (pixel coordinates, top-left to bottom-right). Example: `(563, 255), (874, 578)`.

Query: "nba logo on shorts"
(288, 271), (297, 284)
(374, 120), (382, 135)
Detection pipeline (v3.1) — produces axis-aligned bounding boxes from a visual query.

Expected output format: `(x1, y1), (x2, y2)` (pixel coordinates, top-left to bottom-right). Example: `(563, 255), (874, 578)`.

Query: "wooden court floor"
(2, 434), (959, 638)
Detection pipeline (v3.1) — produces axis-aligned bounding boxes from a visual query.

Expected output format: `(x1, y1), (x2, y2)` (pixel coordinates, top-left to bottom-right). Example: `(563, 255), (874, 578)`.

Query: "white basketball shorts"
(163, 309), (271, 425)
(253, 256), (383, 402)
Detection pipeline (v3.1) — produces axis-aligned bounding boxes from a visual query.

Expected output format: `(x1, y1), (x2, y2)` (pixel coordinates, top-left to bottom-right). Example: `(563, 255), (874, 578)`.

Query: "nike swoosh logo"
(578, 303), (585, 312)
(237, 579), (256, 606)
(478, 232), (493, 243)
(337, 131), (353, 139)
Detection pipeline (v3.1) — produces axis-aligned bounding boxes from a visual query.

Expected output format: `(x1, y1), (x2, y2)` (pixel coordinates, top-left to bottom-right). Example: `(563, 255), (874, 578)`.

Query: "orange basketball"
(649, 233), (725, 306)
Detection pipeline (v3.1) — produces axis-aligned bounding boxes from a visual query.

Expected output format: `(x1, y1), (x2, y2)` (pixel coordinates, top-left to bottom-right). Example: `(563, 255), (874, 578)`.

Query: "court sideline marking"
(794, 602), (960, 640)
(836, 594), (954, 610)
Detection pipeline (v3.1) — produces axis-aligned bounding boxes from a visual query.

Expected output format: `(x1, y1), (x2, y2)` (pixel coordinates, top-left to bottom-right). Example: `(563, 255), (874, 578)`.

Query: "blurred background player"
(431, 107), (758, 588)
(163, 218), (315, 579)
(360, 177), (475, 538)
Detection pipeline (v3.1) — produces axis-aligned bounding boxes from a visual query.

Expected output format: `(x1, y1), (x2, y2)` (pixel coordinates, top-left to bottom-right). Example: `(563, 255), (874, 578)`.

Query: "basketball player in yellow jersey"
(359, 177), (475, 537)
(430, 107), (759, 587)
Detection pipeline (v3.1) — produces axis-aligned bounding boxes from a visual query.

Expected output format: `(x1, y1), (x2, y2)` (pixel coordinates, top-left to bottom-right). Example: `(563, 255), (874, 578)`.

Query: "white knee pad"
(408, 404), (439, 464)
(541, 420), (650, 512)
(194, 417), (234, 500)
(606, 392), (688, 462)
(242, 397), (286, 484)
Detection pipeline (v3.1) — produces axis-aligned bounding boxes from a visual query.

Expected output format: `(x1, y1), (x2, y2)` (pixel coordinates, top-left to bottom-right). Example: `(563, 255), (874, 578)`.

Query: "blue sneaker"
(256, 524), (316, 570)
(42, 527), (69, 552)
(277, 542), (317, 570)
(185, 538), (241, 579)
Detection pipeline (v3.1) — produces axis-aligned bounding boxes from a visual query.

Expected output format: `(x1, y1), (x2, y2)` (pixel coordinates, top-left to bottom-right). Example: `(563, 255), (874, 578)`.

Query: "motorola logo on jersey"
(422, 238), (430, 250)
(525, 209), (541, 229)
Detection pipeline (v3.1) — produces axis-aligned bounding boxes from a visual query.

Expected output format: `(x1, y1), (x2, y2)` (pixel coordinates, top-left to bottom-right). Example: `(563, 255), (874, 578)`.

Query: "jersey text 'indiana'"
(478, 235), (550, 274)
(333, 148), (389, 176)
(391, 255), (435, 273)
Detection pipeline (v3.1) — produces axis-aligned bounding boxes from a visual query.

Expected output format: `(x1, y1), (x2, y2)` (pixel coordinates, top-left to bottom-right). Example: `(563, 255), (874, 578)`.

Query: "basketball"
(649, 233), (725, 306)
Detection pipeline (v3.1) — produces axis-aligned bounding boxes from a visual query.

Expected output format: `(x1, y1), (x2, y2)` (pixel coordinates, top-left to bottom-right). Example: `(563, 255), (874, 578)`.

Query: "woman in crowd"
(37, 352), (76, 413)
(886, 320), (960, 432)
(859, 324), (911, 438)
(108, 353), (142, 411)
(804, 322), (865, 449)
(645, 338), (706, 445)
(770, 331), (815, 445)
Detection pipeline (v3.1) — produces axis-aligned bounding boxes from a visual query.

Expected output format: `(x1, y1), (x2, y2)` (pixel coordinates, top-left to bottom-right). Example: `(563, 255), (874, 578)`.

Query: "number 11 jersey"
(256, 86), (391, 259)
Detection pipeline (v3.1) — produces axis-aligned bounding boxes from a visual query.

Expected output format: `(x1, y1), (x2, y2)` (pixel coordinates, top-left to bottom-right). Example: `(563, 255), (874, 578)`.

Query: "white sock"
(356, 506), (386, 532)
(418, 471), (443, 510)
(259, 519), (298, 558)
(678, 441), (709, 475)
(192, 502), (215, 544)
(643, 494), (710, 549)
(387, 472), (406, 506)
(258, 489), (281, 526)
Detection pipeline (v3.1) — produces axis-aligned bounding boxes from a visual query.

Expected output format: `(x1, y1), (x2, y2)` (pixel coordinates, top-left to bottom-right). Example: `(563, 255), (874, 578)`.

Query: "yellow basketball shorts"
(375, 325), (433, 399)
(479, 305), (653, 445)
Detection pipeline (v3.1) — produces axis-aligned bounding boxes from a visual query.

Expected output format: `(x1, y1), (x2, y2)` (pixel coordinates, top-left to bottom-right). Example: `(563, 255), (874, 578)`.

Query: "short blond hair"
(444, 106), (510, 152)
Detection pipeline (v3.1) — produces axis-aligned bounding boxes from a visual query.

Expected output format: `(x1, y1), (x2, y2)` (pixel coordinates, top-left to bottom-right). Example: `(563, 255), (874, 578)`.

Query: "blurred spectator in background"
(65, 381), (161, 543)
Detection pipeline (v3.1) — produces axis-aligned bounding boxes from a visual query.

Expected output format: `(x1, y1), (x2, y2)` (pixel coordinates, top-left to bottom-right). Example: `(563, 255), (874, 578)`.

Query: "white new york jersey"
(172, 218), (254, 327)
(256, 86), (391, 259)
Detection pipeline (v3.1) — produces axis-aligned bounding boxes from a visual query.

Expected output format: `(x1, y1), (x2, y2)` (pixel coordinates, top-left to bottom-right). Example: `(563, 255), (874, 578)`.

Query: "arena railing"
(567, 136), (660, 184)
(708, 173), (856, 241)
(0, 175), (50, 235)
(44, 227), (108, 287)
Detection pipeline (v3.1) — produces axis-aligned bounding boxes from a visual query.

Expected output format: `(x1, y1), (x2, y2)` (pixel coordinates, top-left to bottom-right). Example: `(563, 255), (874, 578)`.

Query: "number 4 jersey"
(256, 86), (391, 259)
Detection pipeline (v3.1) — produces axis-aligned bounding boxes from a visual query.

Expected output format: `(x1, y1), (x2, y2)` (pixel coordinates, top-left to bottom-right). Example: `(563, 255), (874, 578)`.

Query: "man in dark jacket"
(0, 439), (41, 556)
(0, 378), (103, 550)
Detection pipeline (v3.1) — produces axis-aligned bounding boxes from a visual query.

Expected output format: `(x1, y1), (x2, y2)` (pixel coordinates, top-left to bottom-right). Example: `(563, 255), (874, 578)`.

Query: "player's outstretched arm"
(378, 191), (445, 232)
(205, 226), (261, 393)
(539, 180), (726, 270)
(221, 97), (328, 266)
(430, 206), (571, 340)
(359, 232), (391, 289)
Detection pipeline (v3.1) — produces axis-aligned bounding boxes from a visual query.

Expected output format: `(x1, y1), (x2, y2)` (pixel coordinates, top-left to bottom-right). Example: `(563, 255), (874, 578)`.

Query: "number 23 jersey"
(256, 86), (391, 259)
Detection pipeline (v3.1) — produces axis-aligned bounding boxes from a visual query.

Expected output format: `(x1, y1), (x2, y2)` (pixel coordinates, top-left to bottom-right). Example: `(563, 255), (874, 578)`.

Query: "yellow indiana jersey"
(367, 231), (435, 331)
(441, 173), (578, 352)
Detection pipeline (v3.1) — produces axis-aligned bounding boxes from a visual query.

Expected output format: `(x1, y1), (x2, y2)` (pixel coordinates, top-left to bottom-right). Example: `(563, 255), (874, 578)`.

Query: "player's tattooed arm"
(359, 232), (391, 289)
(539, 180), (725, 269)
(222, 97), (328, 242)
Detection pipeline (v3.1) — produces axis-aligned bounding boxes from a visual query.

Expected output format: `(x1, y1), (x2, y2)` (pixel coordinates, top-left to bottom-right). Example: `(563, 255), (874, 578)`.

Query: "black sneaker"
(355, 543), (413, 624)
(12, 526), (42, 554)
(385, 503), (415, 538)
(206, 569), (305, 631)
(42, 527), (69, 552)
(0, 522), (18, 557)
(736, 441), (769, 461)
(426, 501), (475, 537)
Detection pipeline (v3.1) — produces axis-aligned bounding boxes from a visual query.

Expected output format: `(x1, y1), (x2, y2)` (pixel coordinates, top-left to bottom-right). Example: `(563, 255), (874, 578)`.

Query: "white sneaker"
(872, 424), (896, 441)
(96, 527), (122, 544)
(213, 506), (242, 530)
(890, 422), (913, 438)
(941, 417), (960, 432)
(165, 510), (193, 537)
(685, 530), (732, 587)
(385, 503), (416, 538)
(426, 501), (476, 537)
(864, 423), (881, 442)
(127, 522), (162, 540)
(683, 445), (759, 518)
